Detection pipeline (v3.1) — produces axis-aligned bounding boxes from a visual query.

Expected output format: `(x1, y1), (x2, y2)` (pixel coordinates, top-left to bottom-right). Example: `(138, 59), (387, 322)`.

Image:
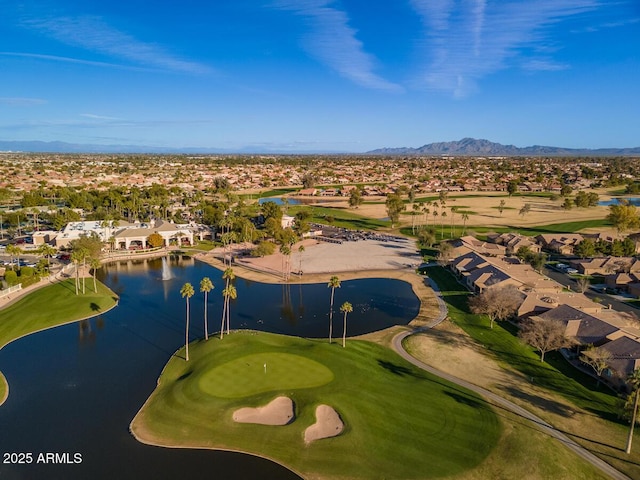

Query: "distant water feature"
(258, 197), (301, 205)
(161, 256), (173, 280)
(598, 197), (640, 206)
(0, 257), (419, 479)
(258, 196), (342, 206)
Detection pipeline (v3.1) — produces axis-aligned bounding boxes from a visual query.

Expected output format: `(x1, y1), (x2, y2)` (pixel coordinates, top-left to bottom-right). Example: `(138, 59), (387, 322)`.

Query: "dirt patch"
(340, 189), (612, 229)
(405, 320), (523, 390)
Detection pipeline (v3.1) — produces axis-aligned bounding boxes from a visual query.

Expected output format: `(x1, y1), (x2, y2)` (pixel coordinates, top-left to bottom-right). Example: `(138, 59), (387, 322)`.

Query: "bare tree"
(519, 203), (531, 218)
(580, 345), (612, 386)
(575, 276), (591, 294)
(518, 318), (573, 362)
(436, 241), (454, 266)
(468, 284), (523, 329)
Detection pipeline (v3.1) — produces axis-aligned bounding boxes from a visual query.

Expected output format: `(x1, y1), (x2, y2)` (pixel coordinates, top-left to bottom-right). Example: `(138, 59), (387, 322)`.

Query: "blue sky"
(0, 0), (638, 152)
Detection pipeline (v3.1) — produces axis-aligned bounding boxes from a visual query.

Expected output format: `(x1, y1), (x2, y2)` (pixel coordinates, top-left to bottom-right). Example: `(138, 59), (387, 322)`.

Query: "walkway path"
(392, 274), (632, 480)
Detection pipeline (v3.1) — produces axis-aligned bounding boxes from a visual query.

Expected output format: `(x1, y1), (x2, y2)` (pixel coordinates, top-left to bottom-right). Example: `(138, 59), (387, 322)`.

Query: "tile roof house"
(534, 304), (621, 346)
(605, 272), (640, 292)
(575, 257), (636, 276)
(599, 336), (640, 386)
(535, 234), (584, 255)
(487, 232), (541, 254)
(517, 291), (602, 318)
(450, 250), (560, 294)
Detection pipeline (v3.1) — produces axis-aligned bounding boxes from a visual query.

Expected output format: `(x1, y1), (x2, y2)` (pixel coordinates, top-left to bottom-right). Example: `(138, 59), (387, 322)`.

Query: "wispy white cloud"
(522, 58), (570, 72)
(571, 16), (640, 33)
(0, 117), (217, 131)
(19, 15), (211, 74)
(0, 97), (47, 106)
(410, 0), (599, 97)
(273, 0), (402, 92)
(80, 113), (124, 121)
(0, 51), (159, 72)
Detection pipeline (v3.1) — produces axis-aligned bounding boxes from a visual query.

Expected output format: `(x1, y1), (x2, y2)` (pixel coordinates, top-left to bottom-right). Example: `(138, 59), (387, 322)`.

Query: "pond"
(598, 197), (640, 206)
(0, 257), (419, 479)
(258, 197), (342, 206)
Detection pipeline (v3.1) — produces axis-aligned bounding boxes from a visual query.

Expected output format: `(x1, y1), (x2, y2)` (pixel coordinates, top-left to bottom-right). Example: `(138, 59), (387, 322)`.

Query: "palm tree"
(280, 244), (291, 281)
(450, 206), (457, 238)
(39, 244), (57, 275)
(340, 301), (353, 348)
(6, 244), (20, 269)
(180, 282), (195, 361)
(461, 213), (470, 236)
(327, 276), (341, 344)
(411, 203), (420, 235)
(626, 369), (640, 454)
(220, 268), (235, 338)
(200, 277), (214, 340)
(70, 248), (87, 295)
(222, 284), (237, 335)
(297, 244), (305, 275)
(422, 205), (430, 227)
(89, 257), (101, 293)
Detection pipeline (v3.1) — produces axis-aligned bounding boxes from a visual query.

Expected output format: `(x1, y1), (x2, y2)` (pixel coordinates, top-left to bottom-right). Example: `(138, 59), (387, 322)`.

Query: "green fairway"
(0, 279), (118, 406)
(200, 353), (333, 398)
(289, 205), (388, 230)
(132, 331), (502, 480)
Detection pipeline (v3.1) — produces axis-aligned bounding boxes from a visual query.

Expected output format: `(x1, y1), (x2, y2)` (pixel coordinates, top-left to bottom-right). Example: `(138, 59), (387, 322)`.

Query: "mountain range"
(367, 138), (640, 156)
(0, 140), (288, 155)
(1, 138), (639, 156)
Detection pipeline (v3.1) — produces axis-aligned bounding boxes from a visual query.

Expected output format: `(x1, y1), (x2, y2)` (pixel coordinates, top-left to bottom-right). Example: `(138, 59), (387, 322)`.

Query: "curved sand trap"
(304, 405), (344, 444)
(233, 396), (294, 426)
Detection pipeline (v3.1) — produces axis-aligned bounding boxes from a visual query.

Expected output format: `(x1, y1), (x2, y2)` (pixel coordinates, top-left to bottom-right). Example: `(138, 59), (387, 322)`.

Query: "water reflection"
(0, 257), (419, 480)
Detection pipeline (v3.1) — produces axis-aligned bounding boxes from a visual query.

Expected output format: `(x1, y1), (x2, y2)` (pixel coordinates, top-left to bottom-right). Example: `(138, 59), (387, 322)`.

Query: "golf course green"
(132, 331), (502, 480)
(199, 353), (334, 398)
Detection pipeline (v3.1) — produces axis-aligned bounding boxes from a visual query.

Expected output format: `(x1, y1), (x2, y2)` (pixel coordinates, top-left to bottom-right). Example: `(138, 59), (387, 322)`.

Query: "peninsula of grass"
(132, 331), (501, 480)
(0, 279), (118, 406)
(422, 266), (640, 479)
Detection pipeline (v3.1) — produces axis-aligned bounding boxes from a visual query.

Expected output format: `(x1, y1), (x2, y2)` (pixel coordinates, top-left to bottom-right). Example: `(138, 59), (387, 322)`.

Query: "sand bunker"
(233, 396), (294, 426)
(304, 405), (344, 444)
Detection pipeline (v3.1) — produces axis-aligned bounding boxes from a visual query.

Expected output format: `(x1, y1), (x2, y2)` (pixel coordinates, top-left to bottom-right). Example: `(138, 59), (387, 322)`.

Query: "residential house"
(517, 291), (601, 318)
(535, 233), (584, 255)
(599, 336), (640, 387)
(534, 304), (621, 346)
(487, 232), (541, 254)
(605, 272), (640, 292)
(574, 256), (636, 276)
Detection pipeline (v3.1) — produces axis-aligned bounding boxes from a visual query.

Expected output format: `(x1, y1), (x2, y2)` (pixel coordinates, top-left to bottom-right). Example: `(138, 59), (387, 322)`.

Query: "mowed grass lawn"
(289, 205), (389, 230)
(0, 279), (118, 404)
(132, 331), (501, 480)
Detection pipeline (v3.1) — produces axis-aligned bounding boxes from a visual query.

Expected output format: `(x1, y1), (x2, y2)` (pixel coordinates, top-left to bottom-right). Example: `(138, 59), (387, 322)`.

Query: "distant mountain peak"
(367, 138), (640, 156)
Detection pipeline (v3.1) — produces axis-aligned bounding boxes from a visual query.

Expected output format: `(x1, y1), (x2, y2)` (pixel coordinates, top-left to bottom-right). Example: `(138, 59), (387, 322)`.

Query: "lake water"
(258, 197), (342, 206)
(0, 257), (419, 479)
(598, 197), (640, 206)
